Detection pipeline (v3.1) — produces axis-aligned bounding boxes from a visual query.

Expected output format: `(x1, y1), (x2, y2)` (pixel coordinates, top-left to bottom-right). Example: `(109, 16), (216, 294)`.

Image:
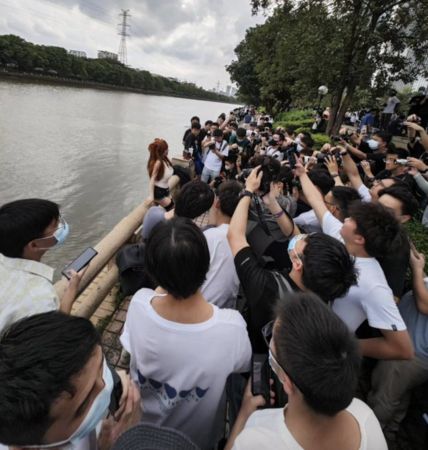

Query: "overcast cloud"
(0, 0), (265, 90)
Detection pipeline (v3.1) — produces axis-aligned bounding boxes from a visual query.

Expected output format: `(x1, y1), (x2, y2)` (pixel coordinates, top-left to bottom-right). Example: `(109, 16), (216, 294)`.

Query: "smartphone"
(108, 365), (123, 415)
(61, 247), (98, 279)
(287, 149), (297, 170)
(251, 353), (271, 404)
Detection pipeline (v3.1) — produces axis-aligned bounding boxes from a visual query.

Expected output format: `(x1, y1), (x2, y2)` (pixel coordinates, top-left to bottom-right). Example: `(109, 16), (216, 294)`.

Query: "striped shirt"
(0, 253), (59, 334)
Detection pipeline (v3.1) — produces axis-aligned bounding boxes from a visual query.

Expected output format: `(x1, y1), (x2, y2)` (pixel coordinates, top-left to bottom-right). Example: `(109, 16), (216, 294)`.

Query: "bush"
(404, 220), (428, 273)
(275, 110), (313, 122)
(312, 133), (331, 149)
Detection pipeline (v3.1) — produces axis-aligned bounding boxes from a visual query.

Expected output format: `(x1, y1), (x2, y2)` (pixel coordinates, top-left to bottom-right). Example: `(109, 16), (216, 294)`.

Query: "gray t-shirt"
(399, 278), (428, 360)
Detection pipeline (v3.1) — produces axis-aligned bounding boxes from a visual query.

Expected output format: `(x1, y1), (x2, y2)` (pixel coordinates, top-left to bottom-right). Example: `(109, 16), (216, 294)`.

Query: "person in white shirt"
(225, 292), (387, 450)
(295, 162), (413, 361)
(0, 311), (140, 449)
(381, 90), (400, 130)
(121, 217), (252, 449)
(0, 199), (85, 334)
(201, 128), (229, 183)
(202, 180), (241, 309)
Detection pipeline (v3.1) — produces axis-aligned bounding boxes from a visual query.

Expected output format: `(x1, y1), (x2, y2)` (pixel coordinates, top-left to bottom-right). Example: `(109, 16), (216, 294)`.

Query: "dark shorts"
(154, 186), (170, 201)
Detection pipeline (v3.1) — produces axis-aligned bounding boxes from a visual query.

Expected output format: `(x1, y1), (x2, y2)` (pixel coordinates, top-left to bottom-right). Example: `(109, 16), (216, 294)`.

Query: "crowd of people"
(1, 104), (428, 450)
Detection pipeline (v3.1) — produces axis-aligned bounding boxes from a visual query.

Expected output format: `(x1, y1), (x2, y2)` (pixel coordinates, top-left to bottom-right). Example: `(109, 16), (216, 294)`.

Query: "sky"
(0, 0), (266, 90)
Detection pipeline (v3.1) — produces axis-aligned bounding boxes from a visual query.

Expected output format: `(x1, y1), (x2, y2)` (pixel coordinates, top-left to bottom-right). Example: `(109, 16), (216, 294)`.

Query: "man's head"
(204, 120), (213, 130)
(324, 186), (361, 222)
(384, 147), (409, 175)
(0, 199), (66, 260)
(308, 169), (335, 196)
(236, 127), (247, 141)
(175, 181), (215, 219)
(0, 312), (104, 447)
(145, 217), (210, 299)
(190, 116), (200, 125)
(372, 131), (392, 152)
(378, 184), (419, 223)
(191, 121), (201, 135)
(369, 178), (396, 200)
(212, 180), (242, 222)
(213, 128), (224, 142)
(270, 292), (360, 416)
(288, 233), (357, 303)
(340, 202), (401, 258)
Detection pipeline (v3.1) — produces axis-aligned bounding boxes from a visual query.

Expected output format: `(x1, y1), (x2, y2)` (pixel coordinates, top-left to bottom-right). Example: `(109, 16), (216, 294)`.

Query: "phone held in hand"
(251, 353), (271, 405)
(61, 247), (98, 280)
(108, 365), (124, 415)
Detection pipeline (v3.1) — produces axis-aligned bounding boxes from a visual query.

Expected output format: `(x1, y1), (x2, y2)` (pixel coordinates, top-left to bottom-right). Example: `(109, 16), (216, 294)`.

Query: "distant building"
(226, 85), (238, 97)
(69, 50), (87, 58)
(97, 51), (118, 61)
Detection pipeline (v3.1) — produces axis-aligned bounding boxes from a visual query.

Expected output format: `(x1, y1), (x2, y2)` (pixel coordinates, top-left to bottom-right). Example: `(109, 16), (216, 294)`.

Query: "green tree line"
(0, 35), (233, 103)
(228, 0), (428, 133)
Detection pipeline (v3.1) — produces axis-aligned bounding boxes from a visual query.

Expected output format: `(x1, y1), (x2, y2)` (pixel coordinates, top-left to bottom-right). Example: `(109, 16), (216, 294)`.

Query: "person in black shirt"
(184, 122), (204, 175)
(227, 167), (357, 351)
(182, 116), (200, 146)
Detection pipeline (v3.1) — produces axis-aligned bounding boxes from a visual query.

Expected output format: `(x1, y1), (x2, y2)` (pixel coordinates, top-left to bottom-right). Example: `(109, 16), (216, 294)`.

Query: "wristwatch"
(239, 189), (253, 200)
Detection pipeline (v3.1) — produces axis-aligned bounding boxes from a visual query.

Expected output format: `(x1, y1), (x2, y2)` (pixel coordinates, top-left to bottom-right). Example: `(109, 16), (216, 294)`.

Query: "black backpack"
(115, 243), (155, 296)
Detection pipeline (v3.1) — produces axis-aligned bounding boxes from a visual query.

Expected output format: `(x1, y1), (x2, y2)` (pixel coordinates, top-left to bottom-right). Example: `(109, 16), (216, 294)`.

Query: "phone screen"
(62, 247), (98, 279)
(251, 354), (270, 403)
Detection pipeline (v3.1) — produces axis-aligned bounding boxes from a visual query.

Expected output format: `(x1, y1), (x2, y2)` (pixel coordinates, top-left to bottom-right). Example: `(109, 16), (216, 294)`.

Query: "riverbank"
(0, 70), (238, 105)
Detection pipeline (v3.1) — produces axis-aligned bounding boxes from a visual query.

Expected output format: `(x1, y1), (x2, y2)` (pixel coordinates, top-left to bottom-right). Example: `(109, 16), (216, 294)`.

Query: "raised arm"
(409, 247), (428, 315)
(342, 151), (364, 190)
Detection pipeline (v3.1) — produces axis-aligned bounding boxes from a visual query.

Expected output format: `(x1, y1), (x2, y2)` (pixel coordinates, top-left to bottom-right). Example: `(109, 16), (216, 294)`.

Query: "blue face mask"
(36, 216), (70, 250)
(367, 139), (379, 151)
(25, 359), (114, 449)
(288, 234), (306, 252)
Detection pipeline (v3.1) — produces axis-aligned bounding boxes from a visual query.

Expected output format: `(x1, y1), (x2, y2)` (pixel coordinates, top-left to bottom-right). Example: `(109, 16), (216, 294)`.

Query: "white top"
(202, 224), (240, 309)
(232, 398), (387, 450)
(155, 162), (174, 189)
(204, 140), (229, 172)
(293, 209), (322, 233)
(357, 184), (372, 203)
(266, 147), (284, 161)
(383, 96), (400, 114)
(0, 253), (59, 334)
(322, 212), (406, 332)
(120, 288), (251, 450)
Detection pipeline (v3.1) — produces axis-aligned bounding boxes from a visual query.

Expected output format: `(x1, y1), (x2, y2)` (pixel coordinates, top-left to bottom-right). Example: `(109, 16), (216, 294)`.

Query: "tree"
(232, 0), (428, 133)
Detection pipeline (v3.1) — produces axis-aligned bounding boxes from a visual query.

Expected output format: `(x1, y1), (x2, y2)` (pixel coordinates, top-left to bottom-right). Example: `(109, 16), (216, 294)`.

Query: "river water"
(0, 80), (240, 275)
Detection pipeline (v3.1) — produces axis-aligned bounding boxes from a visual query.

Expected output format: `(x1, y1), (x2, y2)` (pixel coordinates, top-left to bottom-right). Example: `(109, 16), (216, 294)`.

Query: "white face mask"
(296, 143), (304, 152)
(367, 139), (379, 150)
(24, 359), (114, 449)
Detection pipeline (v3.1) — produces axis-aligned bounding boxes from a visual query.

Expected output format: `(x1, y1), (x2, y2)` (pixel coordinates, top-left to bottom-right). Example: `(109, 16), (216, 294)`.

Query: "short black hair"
(348, 202), (402, 258)
(145, 217), (210, 299)
(0, 199), (60, 257)
(205, 120), (213, 126)
(217, 181), (242, 218)
(373, 131), (392, 144)
(378, 184), (419, 217)
(302, 233), (357, 303)
(213, 128), (224, 138)
(190, 116), (200, 123)
(308, 169), (334, 196)
(191, 122), (201, 130)
(386, 147), (409, 159)
(274, 292), (360, 416)
(330, 186), (362, 221)
(236, 127), (247, 139)
(175, 181), (215, 219)
(0, 312), (100, 445)
(301, 132), (314, 148)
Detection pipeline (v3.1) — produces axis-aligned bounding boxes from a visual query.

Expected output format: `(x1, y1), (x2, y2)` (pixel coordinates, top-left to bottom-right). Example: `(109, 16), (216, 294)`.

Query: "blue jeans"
(201, 167), (220, 183)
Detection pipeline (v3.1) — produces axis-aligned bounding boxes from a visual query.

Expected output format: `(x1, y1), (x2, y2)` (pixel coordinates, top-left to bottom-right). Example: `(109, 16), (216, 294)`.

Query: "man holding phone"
(0, 198), (88, 333)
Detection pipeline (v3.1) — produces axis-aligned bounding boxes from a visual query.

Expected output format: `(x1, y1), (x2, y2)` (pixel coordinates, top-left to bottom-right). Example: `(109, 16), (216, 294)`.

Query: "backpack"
(115, 243), (155, 296)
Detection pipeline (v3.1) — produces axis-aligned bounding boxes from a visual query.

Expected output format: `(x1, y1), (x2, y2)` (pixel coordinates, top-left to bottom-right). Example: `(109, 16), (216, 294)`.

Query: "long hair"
(147, 138), (172, 181)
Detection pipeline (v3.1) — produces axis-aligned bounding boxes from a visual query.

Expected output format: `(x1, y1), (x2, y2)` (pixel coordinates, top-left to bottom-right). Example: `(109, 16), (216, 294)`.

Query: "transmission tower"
(118, 9), (131, 65)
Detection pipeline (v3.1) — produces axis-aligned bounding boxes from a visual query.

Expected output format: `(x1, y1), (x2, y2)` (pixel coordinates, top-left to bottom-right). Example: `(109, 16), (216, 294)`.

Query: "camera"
(396, 159), (409, 166)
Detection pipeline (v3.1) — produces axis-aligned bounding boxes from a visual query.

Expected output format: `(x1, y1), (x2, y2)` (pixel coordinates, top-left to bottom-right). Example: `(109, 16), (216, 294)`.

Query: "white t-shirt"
(322, 212), (406, 332)
(383, 96), (400, 114)
(232, 398), (387, 450)
(357, 183), (372, 203)
(204, 140), (229, 172)
(202, 224), (239, 309)
(120, 288), (251, 450)
(294, 209), (322, 233)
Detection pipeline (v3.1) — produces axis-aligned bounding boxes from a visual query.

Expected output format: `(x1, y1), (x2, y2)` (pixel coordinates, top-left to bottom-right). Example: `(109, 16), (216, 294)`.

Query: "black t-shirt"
(234, 246), (299, 352)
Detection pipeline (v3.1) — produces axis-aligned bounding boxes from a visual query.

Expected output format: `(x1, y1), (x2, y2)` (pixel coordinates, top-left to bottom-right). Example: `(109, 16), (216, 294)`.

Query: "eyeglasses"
(262, 320), (308, 396)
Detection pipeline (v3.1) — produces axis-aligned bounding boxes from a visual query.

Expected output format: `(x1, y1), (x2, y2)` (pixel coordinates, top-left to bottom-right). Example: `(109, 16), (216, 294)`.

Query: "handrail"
(54, 201), (150, 318)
